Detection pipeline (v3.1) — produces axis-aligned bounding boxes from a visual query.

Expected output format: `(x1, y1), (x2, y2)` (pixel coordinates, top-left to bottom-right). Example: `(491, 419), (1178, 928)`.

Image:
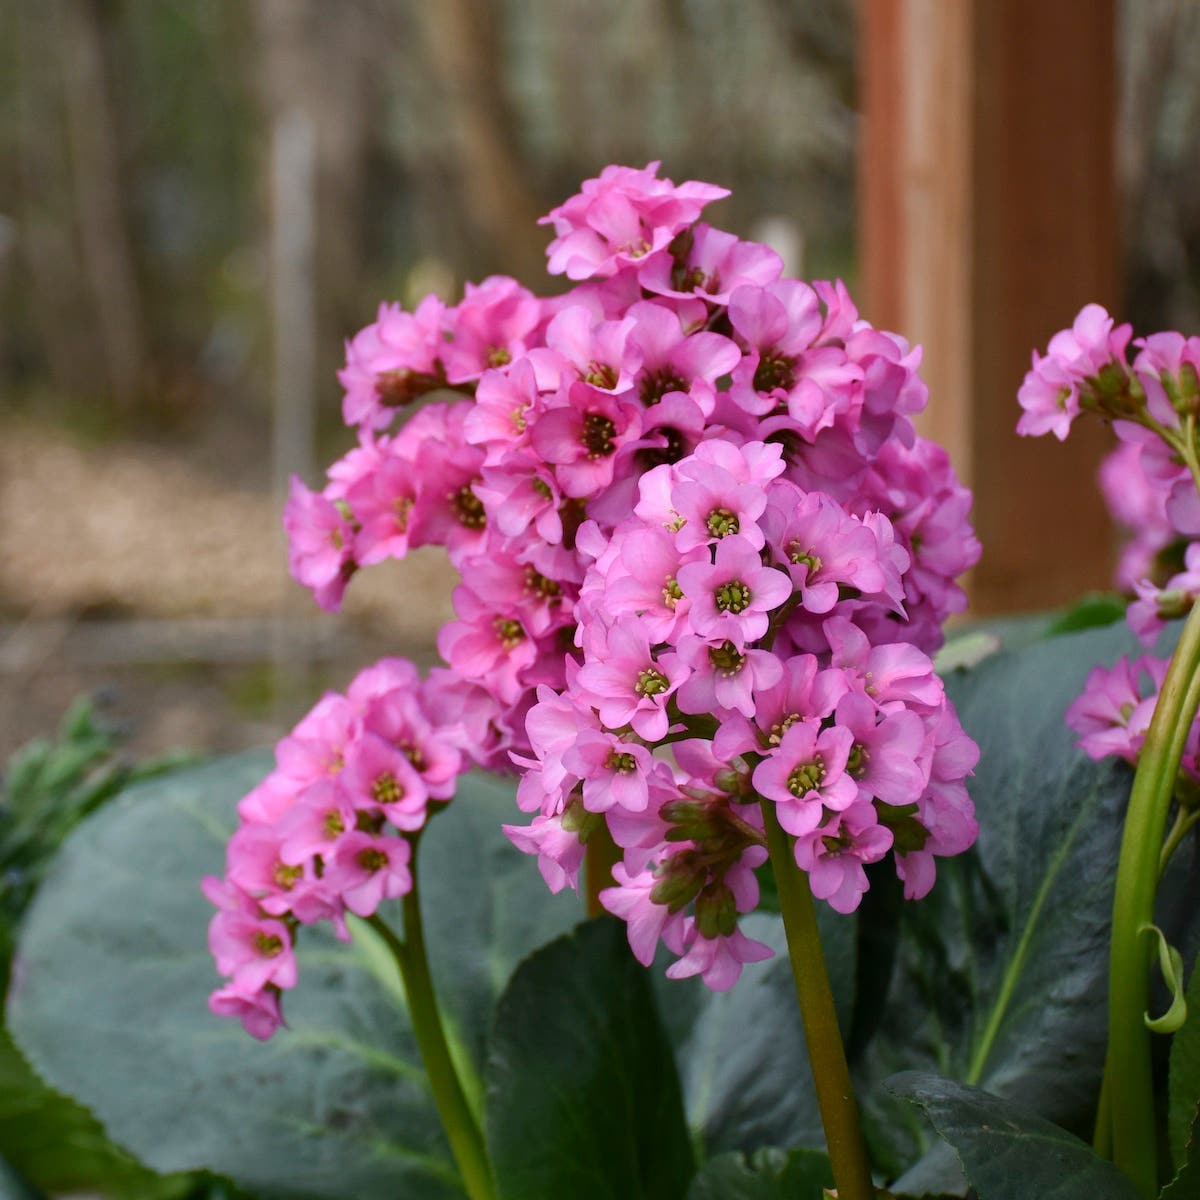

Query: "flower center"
(663, 576), (683, 610)
(767, 713), (801, 746)
(582, 412), (618, 458)
(584, 362), (619, 390)
(753, 352), (796, 394)
(254, 931), (284, 957)
(392, 496), (414, 531)
(323, 810), (345, 838)
(605, 750), (638, 773)
(788, 542), (822, 574)
(357, 848), (390, 872)
(706, 507), (740, 538)
(486, 345), (511, 368)
(788, 758), (825, 797)
(451, 484), (486, 529)
(640, 367), (688, 405)
(635, 668), (670, 697)
(714, 580), (751, 613)
(493, 616), (526, 650)
(847, 743), (869, 780)
(708, 640), (746, 674)
(371, 772), (403, 805)
(273, 862), (303, 889)
(521, 567), (559, 600)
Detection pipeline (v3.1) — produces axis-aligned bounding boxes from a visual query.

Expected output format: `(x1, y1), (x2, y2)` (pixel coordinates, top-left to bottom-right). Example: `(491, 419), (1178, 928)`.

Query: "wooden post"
(861, 0), (1118, 614)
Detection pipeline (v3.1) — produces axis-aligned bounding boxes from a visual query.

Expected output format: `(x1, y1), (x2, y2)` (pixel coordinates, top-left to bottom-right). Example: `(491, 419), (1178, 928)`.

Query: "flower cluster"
(211, 161), (982, 1027)
(1018, 304), (1200, 786)
(205, 660), (480, 1038)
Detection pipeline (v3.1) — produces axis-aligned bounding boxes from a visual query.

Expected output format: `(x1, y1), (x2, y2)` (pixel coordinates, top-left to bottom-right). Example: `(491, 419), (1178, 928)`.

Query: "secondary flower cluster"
(212, 161), (982, 1023)
(1018, 304), (1200, 785)
(206, 661), (480, 1038)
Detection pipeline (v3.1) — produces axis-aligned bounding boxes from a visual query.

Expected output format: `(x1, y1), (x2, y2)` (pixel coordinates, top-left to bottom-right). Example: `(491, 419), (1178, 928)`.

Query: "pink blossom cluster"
(216, 161), (982, 1016)
(1019, 305), (1200, 776)
(206, 660), (481, 1038)
(1017, 304), (1199, 589)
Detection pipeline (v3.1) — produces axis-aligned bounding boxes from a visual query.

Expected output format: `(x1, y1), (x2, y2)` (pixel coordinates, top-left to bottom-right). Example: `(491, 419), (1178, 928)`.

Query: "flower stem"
(368, 874), (496, 1200)
(760, 796), (875, 1200)
(1102, 602), (1200, 1197)
(585, 822), (621, 918)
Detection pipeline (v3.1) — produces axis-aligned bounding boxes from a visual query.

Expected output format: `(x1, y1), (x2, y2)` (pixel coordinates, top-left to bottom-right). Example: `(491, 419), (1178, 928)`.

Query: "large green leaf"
(1162, 1109), (1200, 1199)
(857, 623), (1158, 1183)
(684, 1147), (833, 1199)
(887, 1073), (1141, 1200)
(7, 754), (577, 1199)
(0, 1026), (191, 1199)
(484, 916), (694, 1200)
(656, 906), (856, 1159)
(1168, 959), (1200, 1169)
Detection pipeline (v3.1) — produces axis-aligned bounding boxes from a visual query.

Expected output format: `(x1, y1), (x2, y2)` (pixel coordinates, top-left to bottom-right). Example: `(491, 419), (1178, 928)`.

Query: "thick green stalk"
(760, 797), (875, 1200)
(1104, 602), (1200, 1196)
(369, 877), (496, 1200)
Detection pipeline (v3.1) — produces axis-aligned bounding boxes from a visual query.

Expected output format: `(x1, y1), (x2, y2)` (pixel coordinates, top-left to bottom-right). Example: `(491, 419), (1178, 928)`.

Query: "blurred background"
(0, 0), (1198, 761)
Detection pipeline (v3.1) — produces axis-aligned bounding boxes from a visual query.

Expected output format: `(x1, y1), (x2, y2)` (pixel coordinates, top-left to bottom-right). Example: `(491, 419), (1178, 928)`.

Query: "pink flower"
(676, 535), (792, 643)
(441, 276), (542, 384)
(284, 477), (356, 611)
(209, 984), (284, 1041)
(541, 162), (730, 281)
(574, 617), (687, 740)
(503, 813), (585, 893)
(753, 722), (857, 834)
(1066, 654), (1168, 763)
(208, 911), (298, 993)
(665, 925), (773, 990)
(339, 296), (445, 429)
(325, 832), (413, 917)
(793, 802), (893, 914)
(638, 223), (783, 304)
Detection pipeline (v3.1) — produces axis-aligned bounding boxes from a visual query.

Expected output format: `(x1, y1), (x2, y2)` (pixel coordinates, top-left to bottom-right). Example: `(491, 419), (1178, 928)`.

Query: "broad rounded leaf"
(0, 1027), (189, 1199)
(1168, 959), (1200, 1169)
(887, 1073), (1141, 1200)
(8, 754), (577, 1199)
(485, 916), (694, 1200)
(685, 1147), (832, 1199)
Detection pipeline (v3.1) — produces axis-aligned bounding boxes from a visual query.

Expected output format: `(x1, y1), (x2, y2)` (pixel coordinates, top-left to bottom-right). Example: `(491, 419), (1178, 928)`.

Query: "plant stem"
(585, 822), (621, 918)
(1159, 806), (1200, 879)
(1103, 602), (1200, 1197)
(369, 881), (496, 1200)
(760, 796), (875, 1200)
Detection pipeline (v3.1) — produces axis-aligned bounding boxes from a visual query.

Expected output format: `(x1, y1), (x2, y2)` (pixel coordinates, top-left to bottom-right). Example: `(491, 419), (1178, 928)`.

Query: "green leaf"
(0, 1156), (46, 1200)
(1045, 593), (1129, 637)
(685, 1147), (832, 1199)
(1162, 1107), (1200, 1198)
(857, 623), (1159, 1181)
(1168, 958), (1200, 1168)
(485, 916), (694, 1200)
(887, 1072), (1141, 1200)
(658, 907), (856, 1159)
(0, 1026), (191, 1199)
(8, 754), (578, 1199)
